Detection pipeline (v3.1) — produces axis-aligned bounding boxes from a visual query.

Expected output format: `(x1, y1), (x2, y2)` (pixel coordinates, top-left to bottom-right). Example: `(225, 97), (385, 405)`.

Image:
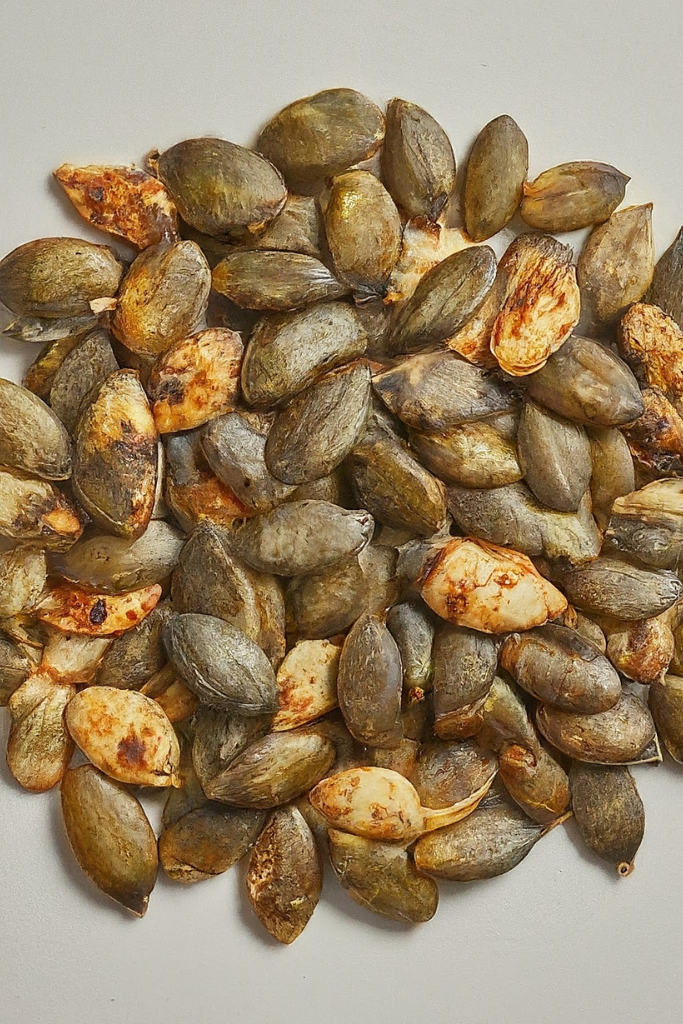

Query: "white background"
(1, 2), (683, 1022)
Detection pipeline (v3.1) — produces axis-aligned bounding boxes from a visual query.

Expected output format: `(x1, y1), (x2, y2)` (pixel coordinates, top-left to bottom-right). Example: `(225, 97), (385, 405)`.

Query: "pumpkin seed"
(521, 161), (629, 232)
(163, 729), (208, 828)
(200, 412), (294, 511)
(649, 674), (683, 762)
(409, 417), (522, 489)
(622, 387), (683, 474)
(272, 640), (340, 731)
(96, 603), (169, 689)
(618, 301), (683, 401)
(0, 377), (72, 480)
(605, 478), (683, 570)
(48, 329), (119, 434)
(0, 545), (47, 619)
(431, 625), (498, 739)
(554, 556), (682, 620)
(463, 115), (528, 241)
(517, 402), (592, 513)
(386, 602), (434, 694)
(140, 665), (199, 723)
(602, 614), (674, 684)
(381, 97), (456, 221)
(499, 744), (570, 825)
(191, 706), (272, 790)
(35, 582), (161, 636)
(366, 738), (420, 777)
(7, 672), (75, 791)
(337, 614), (403, 749)
(480, 676), (543, 757)
(5, 312), (98, 346)
(0, 634), (32, 706)
(285, 556), (368, 641)
(588, 425), (636, 531)
(578, 204), (654, 327)
(160, 805), (266, 883)
(212, 251), (348, 311)
(537, 691), (655, 763)
(165, 429), (251, 532)
(646, 224), (683, 328)
(569, 762), (644, 876)
(410, 739), (498, 808)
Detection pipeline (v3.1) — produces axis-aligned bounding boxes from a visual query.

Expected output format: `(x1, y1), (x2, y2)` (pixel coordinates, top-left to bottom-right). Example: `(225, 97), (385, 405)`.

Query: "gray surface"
(1, 1), (683, 1022)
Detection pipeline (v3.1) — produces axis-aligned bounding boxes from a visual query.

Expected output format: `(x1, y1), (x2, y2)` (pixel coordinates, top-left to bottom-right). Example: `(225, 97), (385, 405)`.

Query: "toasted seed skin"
(256, 88), (385, 193)
(201, 412), (295, 511)
(205, 730), (335, 807)
(272, 640), (340, 731)
(0, 377), (72, 480)
(605, 479), (683, 569)
(247, 806), (322, 943)
(163, 613), (278, 716)
(35, 582), (161, 636)
(61, 764), (158, 916)
(285, 557), (367, 640)
(231, 500), (373, 576)
(499, 744), (570, 825)
(266, 361), (372, 484)
(501, 624), (621, 713)
(212, 251), (349, 311)
(432, 626), (498, 739)
(0, 237), (123, 318)
(160, 805), (266, 883)
(337, 614), (403, 749)
(555, 556), (682, 620)
(517, 402), (591, 513)
(578, 204), (654, 326)
(7, 674), (75, 791)
(66, 686), (181, 786)
(96, 603), (169, 689)
(569, 763), (644, 875)
(618, 302), (683, 400)
(411, 739), (498, 809)
(647, 225), (683, 329)
(526, 335), (644, 426)
(328, 829), (438, 924)
(0, 545), (47, 619)
(51, 521), (183, 594)
(602, 614), (674, 684)
(49, 329), (119, 435)
(588, 426), (635, 530)
(381, 98), (456, 221)
(165, 429), (252, 532)
(0, 469), (84, 548)
(409, 419), (522, 489)
(463, 115), (528, 241)
(387, 247), (497, 355)
(521, 161), (629, 232)
(623, 387), (683, 474)
(537, 691), (655, 763)
(0, 635), (32, 706)
(387, 602), (434, 693)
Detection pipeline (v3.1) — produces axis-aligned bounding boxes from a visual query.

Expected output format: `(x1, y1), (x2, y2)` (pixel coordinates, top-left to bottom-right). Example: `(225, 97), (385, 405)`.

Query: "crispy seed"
(191, 707), (272, 790)
(463, 114), (528, 241)
(65, 685), (180, 786)
(272, 640), (340, 731)
(602, 614), (674, 684)
(140, 666), (199, 723)
(517, 402), (591, 513)
(49, 329), (119, 434)
(246, 806), (322, 944)
(606, 478), (683, 569)
(618, 302), (683, 400)
(7, 673), (75, 791)
(5, 312), (98, 346)
(0, 634), (33, 706)
(623, 387), (683, 474)
(381, 97), (456, 221)
(0, 545), (47, 619)
(164, 429), (251, 532)
(337, 614), (403, 749)
(61, 764), (158, 916)
(555, 555), (682, 620)
(96, 603), (169, 689)
(431, 626), (498, 739)
(54, 164), (178, 249)
(537, 691), (655, 763)
(578, 204), (654, 326)
(588, 426), (636, 531)
(649, 674), (683, 761)
(386, 602), (434, 693)
(646, 225), (683, 328)
(410, 739), (498, 809)
(51, 521), (183, 594)
(0, 377), (72, 480)
(0, 237), (123, 318)
(521, 161), (629, 232)
(212, 251), (349, 311)
(0, 466), (83, 552)
(569, 763), (644, 876)
(160, 805), (266, 884)
(499, 744), (570, 825)
(256, 88), (385, 193)
(35, 582), (161, 636)
(201, 412), (295, 511)
(409, 417), (522, 489)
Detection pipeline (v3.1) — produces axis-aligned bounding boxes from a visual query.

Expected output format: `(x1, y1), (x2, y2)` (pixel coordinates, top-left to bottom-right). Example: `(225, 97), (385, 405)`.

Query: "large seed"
(381, 97), (456, 220)
(212, 251), (348, 311)
(536, 691), (655, 763)
(578, 204), (654, 326)
(499, 744), (570, 825)
(463, 114), (528, 241)
(272, 640), (340, 731)
(517, 402), (591, 513)
(35, 582), (161, 636)
(49, 329), (119, 435)
(432, 626), (498, 739)
(588, 426), (636, 530)
(649, 674), (683, 762)
(386, 602), (434, 693)
(160, 805), (266, 884)
(409, 417), (522, 489)
(521, 161), (629, 232)
(191, 707), (271, 790)
(96, 603), (169, 689)
(569, 763), (644, 876)
(246, 806), (322, 944)
(555, 556), (682, 620)
(0, 377), (72, 480)
(337, 614), (403, 749)
(0, 545), (47, 619)
(646, 225), (683, 329)
(201, 412), (295, 511)
(7, 673), (75, 791)
(61, 764), (158, 916)
(411, 739), (498, 809)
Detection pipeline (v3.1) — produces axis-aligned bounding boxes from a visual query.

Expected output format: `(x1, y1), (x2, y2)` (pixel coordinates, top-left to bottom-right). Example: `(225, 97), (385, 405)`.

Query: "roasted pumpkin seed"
(537, 691), (655, 764)
(521, 161), (629, 232)
(646, 225), (683, 328)
(431, 625), (498, 739)
(0, 377), (72, 480)
(212, 251), (348, 311)
(517, 402), (592, 513)
(463, 114), (528, 241)
(649, 674), (683, 762)
(7, 672), (75, 791)
(160, 805), (267, 883)
(272, 640), (340, 731)
(381, 98), (456, 221)
(337, 614), (403, 749)
(569, 762), (644, 876)
(48, 328), (119, 434)
(386, 602), (434, 694)
(578, 204), (654, 327)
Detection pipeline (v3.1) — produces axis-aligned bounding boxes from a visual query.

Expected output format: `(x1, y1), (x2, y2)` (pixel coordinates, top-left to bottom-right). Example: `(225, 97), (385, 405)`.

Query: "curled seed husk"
(147, 328), (242, 433)
(97, 603), (169, 689)
(201, 412), (295, 511)
(7, 673), (75, 791)
(241, 302), (368, 408)
(54, 164), (178, 249)
(325, 171), (402, 298)
(35, 582), (161, 636)
(157, 137), (286, 241)
(521, 161), (629, 232)
(481, 676), (541, 757)
(212, 251), (349, 311)
(246, 806), (322, 944)
(578, 204), (654, 327)
(285, 556), (367, 640)
(649, 674), (683, 761)
(256, 88), (385, 193)
(140, 666), (199, 723)
(347, 428), (448, 537)
(517, 402), (592, 513)
(160, 805), (267, 884)
(386, 246), (497, 355)
(647, 225), (683, 328)
(499, 744), (570, 825)
(386, 602), (434, 693)
(310, 765), (492, 843)
(463, 114), (528, 241)
(432, 626), (498, 739)
(165, 429), (251, 531)
(413, 786), (556, 880)
(272, 640), (340, 731)
(5, 312), (98, 346)
(0, 545), (47, 619)
(337, 614), (403, 749)
(490, 234), (580, 376)
(569, 762), (644, 876)
(61, 764), (158, 916)
(588, 425), (635, 531)
(603, 614), (674, 684)
(373, 350), (515, 432)
(163, 730), (208, 828)
(606, 479), (683, 570)
(410, 739), (498, 809)
(381, 97), (456, 221)
(555, 556), (682, 620)
(501, 624), (621, 714)
(0, 634), (32, 706)
(230, 500), (373, 576)
(0, 377), (72, 480)
(409, 418), (522, 489)
(618, 302), (683, 400)
(366, 738), (420, 777)
(418, 536), (567, 632)
(51, 521), (183, 594)
(205, 730), (335, 807)
(112, 241), (211, 357)
(537, 691), (655, 764)
(49, 329), (119, 435)
(328, 829), (438, 925)
(526, 335), (644, 426)
(265, 361), (372, 484)
(163, 612), (278, 716)
(622, 387), (683, 474)
(191, 707), (272, 790)
(0, 237), (123, 318)
(66, 685), (180, 786)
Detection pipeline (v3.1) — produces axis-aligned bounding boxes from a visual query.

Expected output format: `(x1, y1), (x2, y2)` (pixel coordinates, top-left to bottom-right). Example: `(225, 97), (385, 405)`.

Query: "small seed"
(649, 674), (683, 762)
(51, 521), (183, 594)
(0, 545), (47, 619)
(96, 603), (170, 689)
(0, 634), (32, 706)
(517, 402), (592, 513)
(165, 429), (252, 532)
(499, 744), (570, 826)
(578, 204), (654, 326)
(555, 555), (682, 620)
(411, 739), (498, 809)
(49, 329), (119, 435)
(386, 602), (434, 694)
(409, 417), (522, 489)
(191, 707), (271, 790)
(140, 666), (199, 723)
(603, 614), (674, 685)
(622, 387), (683, 474)
(588, 426), (636, 531)
(5, 313), (98, 347)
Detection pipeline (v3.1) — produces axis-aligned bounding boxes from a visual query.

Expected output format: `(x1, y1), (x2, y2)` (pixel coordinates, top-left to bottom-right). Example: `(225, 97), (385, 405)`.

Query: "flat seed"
(410, 739), (498, 808)
(0, 377), (72, 480)
(588, 426), (636, 531)
(536, 691), (655, 763)
(49, 329), (119, 434)
(160, 805), (267, 884)
(646, 225), (683, 328)
(7, 673), (75, 791)
(521, 161), (629, 232)
(517, 402), (592, 513)
(432, 626), (498, 739)
(386, 602), (434, 693)
(285, 556), (368, 641)
(61, 764), (158, 916)
(0, 545), (47, 619)
(39, 631), (111, 686)
(569, 762), (644, 876)
(499, 744), (570, 825)
(381, 97), (456, 221)
(337, 614), (403, 749)
(165, 429), (251, 532)
(212, 251), (349, 311)
(578, 204), (654, 326)
(555, 556), (682, 620)
(35, 582), (161, 636)
(649, 674), (683, 761)
(5, 313), (98, 346)
(409, 418), (522, 489)
(191, 707), (272, 790)
(97, 603), (170, 689)
(463, 114), (528, 241)
(272, 640), (340, 731)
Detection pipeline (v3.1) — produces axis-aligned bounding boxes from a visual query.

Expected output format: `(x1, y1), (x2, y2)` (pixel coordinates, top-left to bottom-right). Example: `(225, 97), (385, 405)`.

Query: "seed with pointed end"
(578, 204), (654, 326)
(0, 377), (72, 480)
(622, 387), (683, 473)
(381, 97), (456, 221)
(521, 161), (629, 232)
(246, 806), (322, 944)
(49, 329), (119, 434)
(463, 114), (528, 240)
(646, 225), (683, 328)
(409, 417), (522, 489)
(556, 556), (682, 620)
(337, 614), (402, 749)
(649, 675), (683, 761)
(569, 763), (644, 876)
(431, 626), (498, 739)
(328, 829), (438, 924)
(411, 739), (498, 809)
(96, 603), (169, 689)
(205, 730), (335, 807)
(499, 744), (570, 825)
(231, 193), (322, 257)
(165, 429), (251, 532)
(285, 557), (367, 641)
(7, 673), (75, 791)
(256, 88), (385, 193)
(517, 402), (591, 513)
(387, 602), (434, 693)
(160, 805), (266, 884)
(212, 251), (349, 311)
(537, 691), (655, 764)
(588, 426), (635, 530)
(606, 478), (683, 570)
(191, 707), (272, 790)
(0, 237), (123, 318)
(54, 164), (178, 249)
(35, 582), (161, 636)
(0, 545), (47, 619)
(5, 312), (98, 346)
(200, 412), (295, 511)
(272, 640), (340, 731)
(603, 614), (674, 684)
(0, 635), (32, 706)
(66, 686), (180, 786)
(0, 467), (85, 547)
(61, 764), (158, 916)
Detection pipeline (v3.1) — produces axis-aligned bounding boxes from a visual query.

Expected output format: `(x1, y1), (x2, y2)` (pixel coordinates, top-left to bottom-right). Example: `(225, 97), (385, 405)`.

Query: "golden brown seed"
(164, 429), (252, 532)
(521, 161), (629, 232)
(0, 467), (85, 548)
(618, 302), (683, 399)
(35, 583), (161, 636)
(271, 640), (340, 731)
(7, 673), (75, 791)
(569, 762), (644, 876)
(622, 388), (683, 474)
(499, 744), (570, 825)
(603, 615), (674, 684)
(578, 204), (654, 326)
(536, 691), (655, 764)
(463, 114), (528, 241)
(40, 631), (111, 686)
(212, 251), (349, 311)
(160, 805), (267, 883)
(605, 478), (683, 570)
(381, 97), (456, 221)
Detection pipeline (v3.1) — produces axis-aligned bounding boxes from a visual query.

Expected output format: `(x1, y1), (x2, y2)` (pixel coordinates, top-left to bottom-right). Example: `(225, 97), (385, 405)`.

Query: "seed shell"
(521, 161), (629, 232)
(463, 114), (528, 241)
(381, 97), (456, 221)
(0, 376), (72, 480)
(569, 762), (644, 876)
(7, 673), (75, 791)
(160, 805), (267, 884)
(337, 613), (403, 749)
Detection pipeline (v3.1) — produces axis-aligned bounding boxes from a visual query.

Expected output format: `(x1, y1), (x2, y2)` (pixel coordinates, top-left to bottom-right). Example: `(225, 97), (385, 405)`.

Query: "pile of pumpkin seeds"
(2, 88), (683, 941)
